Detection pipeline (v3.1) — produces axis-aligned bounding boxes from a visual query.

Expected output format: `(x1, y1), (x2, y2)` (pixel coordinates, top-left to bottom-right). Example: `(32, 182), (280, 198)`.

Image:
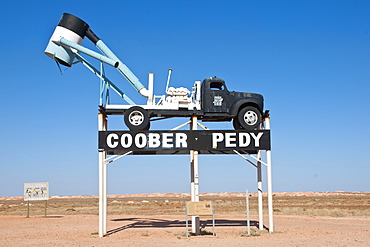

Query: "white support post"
(147, 73), (154, 105)
(190, 116), (200, 235)
(98, 113), (107, 237)
(246, 189), (251, 235)
(257, 150), (264, 230)
(265, 117), (274, 233)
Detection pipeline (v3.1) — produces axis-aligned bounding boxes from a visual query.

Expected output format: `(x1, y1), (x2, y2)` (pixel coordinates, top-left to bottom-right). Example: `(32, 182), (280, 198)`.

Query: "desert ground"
(1, 192), (369, 246)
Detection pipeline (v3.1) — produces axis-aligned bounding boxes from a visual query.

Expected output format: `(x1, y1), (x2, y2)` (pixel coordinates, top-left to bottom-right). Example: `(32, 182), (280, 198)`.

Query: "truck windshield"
(210, 82), (225, 90)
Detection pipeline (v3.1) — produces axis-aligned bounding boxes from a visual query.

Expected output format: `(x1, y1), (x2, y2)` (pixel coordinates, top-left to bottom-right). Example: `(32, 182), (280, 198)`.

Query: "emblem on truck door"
(213, 96), (223, 106)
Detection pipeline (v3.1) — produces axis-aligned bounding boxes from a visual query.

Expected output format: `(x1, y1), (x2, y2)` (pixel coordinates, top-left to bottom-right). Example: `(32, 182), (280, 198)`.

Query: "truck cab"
(201, 77), (264, 130)
(201, 77), (230, 113)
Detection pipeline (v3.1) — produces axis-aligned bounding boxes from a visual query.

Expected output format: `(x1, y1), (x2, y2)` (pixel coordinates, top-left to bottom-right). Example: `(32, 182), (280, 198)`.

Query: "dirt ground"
(1, 192), (369, 246)
(0, 214), (369, 246)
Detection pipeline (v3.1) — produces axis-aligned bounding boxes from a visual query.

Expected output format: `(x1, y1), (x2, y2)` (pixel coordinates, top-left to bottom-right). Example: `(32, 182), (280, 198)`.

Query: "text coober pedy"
(99, 130), (270, 155)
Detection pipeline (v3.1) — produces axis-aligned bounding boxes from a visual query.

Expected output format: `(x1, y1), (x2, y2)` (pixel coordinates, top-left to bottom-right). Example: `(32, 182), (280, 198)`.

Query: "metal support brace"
(99, 62), (108, 106)
(196, 122), (210, 130)
(171, 121), (191, 131)
(233, 150), (258, 168)
(58, 38), (118, 67)
(236, 150), (269, 167)
(74, 53), (135, 105)
(95, 40), (147, 95)
(105, 151), (133, 164)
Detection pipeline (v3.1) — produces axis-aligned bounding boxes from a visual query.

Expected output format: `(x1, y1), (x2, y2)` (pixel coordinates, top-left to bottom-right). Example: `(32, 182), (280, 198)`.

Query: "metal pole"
(190, 116), (200, 235)
(103, 114), (108, 235)
(58, 38), (119, 68)
(44, 200), (47, 218)
(103, 151), (107, 235)
(186, 202), (189, 237)
(265, 117), (274, 233)
(26, 201), (29, 218)
(147, 73), (154, 105)
(257, 150), (264, 230)
(246, 189), (250, 235)
(95, 40), (149, 97)
(212, 201), (215, 237)
(74, 53), (135, 105)
(98, 113), (107, 237)
(98, 149), (105, 237)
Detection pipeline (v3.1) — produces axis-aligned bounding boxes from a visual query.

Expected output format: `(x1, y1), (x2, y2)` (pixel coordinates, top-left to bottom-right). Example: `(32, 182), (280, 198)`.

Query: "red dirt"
(1, 214), (369, 246)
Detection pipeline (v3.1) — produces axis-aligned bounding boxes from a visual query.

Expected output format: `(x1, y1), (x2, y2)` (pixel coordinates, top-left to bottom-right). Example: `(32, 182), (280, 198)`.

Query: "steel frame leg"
(257, 150), (264, 230)
(265, 117), (273, 232)
(98, 113), (107, 237)
(190, 116), (200, 235)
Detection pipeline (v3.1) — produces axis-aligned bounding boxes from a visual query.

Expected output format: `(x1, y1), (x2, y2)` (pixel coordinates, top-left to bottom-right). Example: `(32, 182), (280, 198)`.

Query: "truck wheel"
(124, 106), (150, 131)
(238, 106), (261, 130)
(233, 118), (243, 130)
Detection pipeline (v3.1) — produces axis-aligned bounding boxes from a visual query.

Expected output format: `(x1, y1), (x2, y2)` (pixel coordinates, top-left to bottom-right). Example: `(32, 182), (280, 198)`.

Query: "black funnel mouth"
(58, 13), (100, 44)
(58, 13), (89, 38)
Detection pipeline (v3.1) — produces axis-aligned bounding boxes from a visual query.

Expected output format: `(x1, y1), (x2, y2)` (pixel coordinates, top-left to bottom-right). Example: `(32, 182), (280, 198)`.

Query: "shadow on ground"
(107, 217), (261, 236)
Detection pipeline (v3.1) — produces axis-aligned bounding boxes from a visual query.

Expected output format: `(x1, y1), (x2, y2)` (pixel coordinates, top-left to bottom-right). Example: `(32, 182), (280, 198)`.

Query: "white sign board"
(24, 182), (49, 201)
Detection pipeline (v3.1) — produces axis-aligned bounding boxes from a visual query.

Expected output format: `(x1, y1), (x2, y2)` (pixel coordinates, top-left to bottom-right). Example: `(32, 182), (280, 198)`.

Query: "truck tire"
(124, 106), (150, 131)
(233, 118), (243, 130)
(237, 106), (261, 130)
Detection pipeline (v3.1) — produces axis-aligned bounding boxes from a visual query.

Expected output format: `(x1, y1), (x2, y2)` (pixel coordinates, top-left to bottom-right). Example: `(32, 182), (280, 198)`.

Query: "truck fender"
(230, 99), (262, 116)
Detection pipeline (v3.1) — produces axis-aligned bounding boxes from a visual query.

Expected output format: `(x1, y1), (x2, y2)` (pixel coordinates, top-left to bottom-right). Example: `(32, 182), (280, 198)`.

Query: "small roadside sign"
(24, 182), (49, 218)
(24, 182), (49, 201)
(187, 201), (213, 216)
(186, 201), (215, 237)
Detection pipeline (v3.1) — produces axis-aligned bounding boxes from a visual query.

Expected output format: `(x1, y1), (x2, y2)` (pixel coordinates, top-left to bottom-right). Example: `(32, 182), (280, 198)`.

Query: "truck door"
(203, 78), (229, 113)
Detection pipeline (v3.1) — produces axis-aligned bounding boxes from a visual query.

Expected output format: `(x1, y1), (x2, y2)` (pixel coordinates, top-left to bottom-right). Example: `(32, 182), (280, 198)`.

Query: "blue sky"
(1, 0), (369, 197)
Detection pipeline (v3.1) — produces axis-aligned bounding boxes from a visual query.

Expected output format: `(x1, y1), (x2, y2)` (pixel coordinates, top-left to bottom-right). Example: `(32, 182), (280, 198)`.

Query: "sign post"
(265, 116), (274, 232)
(186, 201), (215, 237)
(246, 189), (250, 235)
(24, 182), (49, 218)
(27, 201), (30, 218)
(190, 116), (200, 235)
(98, 112), (108, 237)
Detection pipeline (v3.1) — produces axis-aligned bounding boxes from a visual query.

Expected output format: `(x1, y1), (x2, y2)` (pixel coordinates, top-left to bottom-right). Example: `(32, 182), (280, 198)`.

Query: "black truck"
(104, 76), (264, 131)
